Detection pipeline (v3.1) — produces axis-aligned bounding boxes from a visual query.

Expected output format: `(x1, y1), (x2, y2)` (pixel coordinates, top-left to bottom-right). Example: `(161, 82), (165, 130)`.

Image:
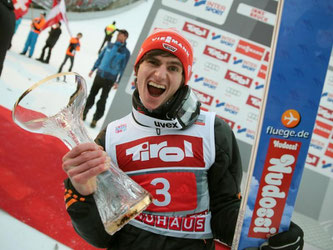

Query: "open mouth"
(147, 82), (165, 97)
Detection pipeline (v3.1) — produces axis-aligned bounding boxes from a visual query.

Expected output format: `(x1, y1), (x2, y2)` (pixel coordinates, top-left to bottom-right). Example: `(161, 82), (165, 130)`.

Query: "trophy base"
(104, 194), (152, 235)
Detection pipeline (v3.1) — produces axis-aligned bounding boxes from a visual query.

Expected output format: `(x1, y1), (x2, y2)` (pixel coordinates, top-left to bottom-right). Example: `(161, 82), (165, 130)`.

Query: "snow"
(0, 0), (153, 249)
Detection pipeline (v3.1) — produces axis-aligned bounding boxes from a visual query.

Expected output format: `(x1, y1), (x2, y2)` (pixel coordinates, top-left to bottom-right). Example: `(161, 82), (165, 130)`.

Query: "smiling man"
(62, 29), (304, 250)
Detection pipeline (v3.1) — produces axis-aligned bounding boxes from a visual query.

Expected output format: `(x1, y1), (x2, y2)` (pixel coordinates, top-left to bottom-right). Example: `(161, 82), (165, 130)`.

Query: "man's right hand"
(88, 71), (93, 77)
(62, 143), (110, 196)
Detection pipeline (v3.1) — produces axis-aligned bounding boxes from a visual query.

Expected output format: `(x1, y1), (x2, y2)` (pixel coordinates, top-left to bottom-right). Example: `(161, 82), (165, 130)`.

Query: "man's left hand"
(113, 82), (119, 89)
(260, 221), (304, 250)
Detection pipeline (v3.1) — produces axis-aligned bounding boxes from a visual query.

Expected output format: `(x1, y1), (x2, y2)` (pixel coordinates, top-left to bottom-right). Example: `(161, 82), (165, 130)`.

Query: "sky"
(0, 0), (153, 249)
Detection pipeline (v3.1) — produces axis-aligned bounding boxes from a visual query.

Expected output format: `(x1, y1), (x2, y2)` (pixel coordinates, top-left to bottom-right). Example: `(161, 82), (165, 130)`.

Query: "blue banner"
(236, 0), (333, 248)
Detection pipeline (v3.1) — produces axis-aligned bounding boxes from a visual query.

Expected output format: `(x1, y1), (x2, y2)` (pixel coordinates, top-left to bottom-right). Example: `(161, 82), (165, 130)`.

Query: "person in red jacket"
(58, 32), (82, 73)
(20, 12), (46, 58)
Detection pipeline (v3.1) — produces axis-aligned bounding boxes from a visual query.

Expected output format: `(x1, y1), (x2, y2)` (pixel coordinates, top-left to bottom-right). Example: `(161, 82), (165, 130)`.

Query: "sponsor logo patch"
(236, 40), (265, 61)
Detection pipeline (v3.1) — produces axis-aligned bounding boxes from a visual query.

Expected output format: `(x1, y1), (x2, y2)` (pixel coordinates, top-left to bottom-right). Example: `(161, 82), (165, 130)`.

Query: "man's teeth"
(148, 82), (165, 89)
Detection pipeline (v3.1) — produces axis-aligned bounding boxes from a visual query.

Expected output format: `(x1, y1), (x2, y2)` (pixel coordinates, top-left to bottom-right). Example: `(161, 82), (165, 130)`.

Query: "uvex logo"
(203, 45), (230, 62)
(154, 121), (179, 128)
(116, 135), (205, 171)
(183, 22), (209, 38)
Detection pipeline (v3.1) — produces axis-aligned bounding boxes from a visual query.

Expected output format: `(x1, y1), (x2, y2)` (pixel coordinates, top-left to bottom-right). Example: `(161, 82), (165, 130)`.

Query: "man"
(58, 32), (82, 73)
(20, 12), (46, 58)
(98, 21), (117, 54)
(62, 29), (304, 249)
(0, 0), (15, 76)
(37, 22), (62, 64)
(83, 29), (130, 128)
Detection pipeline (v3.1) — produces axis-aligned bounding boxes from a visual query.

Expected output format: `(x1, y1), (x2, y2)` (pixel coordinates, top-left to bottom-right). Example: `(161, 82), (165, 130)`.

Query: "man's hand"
(62, 143), (110, 196)
(113, 82), (119, 89)
(260, 222), (304, 250)
(88, 70), (93, 77)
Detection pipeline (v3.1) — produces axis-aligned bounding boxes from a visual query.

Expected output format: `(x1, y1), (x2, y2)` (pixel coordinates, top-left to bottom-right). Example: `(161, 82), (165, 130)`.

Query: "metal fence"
(32, 0), (139, 11)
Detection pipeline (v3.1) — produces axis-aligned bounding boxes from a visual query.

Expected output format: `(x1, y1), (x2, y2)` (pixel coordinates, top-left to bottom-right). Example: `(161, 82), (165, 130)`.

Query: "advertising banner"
(233, 0), (333, 248)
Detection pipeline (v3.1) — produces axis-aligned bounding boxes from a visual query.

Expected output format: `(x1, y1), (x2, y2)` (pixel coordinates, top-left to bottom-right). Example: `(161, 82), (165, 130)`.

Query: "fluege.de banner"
(235, 0), (333, 248)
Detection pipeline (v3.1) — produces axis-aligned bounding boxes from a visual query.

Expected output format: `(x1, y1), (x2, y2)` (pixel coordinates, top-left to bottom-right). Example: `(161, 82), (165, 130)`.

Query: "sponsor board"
(162, 0), (234, 25)
(232, 56), (258, 72)
(193, 74), (219, 90)
(183, 22), (209, 39)
(192, 88), (214, 106)
(203, 45), (231, 63)
(225, 70), (253, 88)
(211, 31), (237, 48)
(246, 95), (261, 110)
(237, 3), (276, 26)
(236, 40), (265, 61)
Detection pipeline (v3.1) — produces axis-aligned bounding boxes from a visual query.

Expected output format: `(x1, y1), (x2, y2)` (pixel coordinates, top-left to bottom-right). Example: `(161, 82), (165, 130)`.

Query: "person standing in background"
(20, 12), (46, 58)
(98, 21), (116, 54)
(0, 0), (15, 76)
(58, 32), (82, 73)
(14, 18), (22, 33)
(83, 29), (130, 128)
(37, 22), (62, 64)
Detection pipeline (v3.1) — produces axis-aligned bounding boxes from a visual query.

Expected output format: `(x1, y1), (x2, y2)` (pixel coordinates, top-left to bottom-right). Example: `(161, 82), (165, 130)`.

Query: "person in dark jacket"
(98, 21), (117, 54)
(83, 29), (130, 128)
(62, 29), (304, 250)
(0, 0), (15, 76)
(37, 22), (62, 63)
(20, 12), (46, 58)
(58, 32), (82, 73)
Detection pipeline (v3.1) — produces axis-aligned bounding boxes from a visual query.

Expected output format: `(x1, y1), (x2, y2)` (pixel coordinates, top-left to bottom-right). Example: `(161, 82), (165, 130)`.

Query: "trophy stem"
(43, 107), (152, 235)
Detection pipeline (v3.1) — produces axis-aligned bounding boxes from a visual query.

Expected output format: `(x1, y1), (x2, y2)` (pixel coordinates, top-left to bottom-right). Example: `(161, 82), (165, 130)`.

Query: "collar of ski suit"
(132, 107), (183, 130)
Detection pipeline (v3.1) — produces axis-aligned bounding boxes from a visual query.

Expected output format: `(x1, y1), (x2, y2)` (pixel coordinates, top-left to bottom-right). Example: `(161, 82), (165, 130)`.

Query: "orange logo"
(281, 109), (301, 128)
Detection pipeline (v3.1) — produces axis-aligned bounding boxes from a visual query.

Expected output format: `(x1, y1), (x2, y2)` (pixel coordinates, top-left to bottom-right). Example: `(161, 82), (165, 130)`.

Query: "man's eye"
(169, 66), (180, 72)
(147, 60), (158, 66)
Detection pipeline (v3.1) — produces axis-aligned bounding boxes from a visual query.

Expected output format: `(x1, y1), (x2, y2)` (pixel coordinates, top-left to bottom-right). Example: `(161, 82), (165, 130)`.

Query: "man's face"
(136, 55), (183, 111)
(116, 33), (127, 43)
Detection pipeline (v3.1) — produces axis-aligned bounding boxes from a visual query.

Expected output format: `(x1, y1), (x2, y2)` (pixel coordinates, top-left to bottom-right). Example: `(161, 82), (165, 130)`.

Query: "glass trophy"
(12, 72), (152, 235)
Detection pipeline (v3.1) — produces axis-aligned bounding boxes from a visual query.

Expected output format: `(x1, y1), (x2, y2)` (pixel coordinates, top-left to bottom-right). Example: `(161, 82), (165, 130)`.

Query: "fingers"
(69, 159), (109, 184)
(62, 143), (109, 183)
(63, 143), (101, 162)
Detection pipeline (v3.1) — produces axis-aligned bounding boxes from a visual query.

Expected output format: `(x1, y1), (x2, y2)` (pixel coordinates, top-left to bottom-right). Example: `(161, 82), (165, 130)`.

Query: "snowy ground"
(0, 1), (153, 249)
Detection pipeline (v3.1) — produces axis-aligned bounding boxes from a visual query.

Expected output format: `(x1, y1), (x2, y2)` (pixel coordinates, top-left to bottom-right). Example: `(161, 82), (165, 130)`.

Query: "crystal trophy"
(12, 72), (152, 235)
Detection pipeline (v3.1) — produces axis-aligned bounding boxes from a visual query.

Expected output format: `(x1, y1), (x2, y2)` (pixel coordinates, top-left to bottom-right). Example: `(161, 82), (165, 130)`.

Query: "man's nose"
(154, 65), (167, 80)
